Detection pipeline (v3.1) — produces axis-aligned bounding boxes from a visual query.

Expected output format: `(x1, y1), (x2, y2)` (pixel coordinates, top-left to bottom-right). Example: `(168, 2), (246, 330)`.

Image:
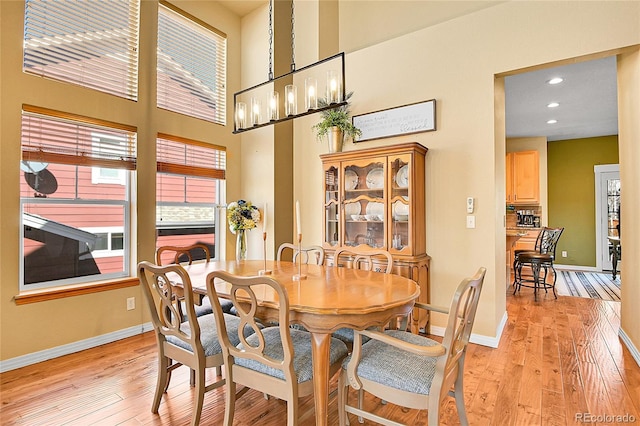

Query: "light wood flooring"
(2, 289), (639, 425)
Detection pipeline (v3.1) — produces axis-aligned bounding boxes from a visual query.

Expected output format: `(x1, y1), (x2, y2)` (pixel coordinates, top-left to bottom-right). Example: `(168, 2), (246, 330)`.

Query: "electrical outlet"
(561, 251), (568, 258)
(127, 297), (135, 311)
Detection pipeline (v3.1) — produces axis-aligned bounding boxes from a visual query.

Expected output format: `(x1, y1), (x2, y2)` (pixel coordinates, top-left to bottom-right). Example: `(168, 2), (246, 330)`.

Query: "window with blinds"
(20, 106), (137, 290)
(23, 0), (140, 100)
(157, 2), (227, 125)
(156, 135), (225, 261)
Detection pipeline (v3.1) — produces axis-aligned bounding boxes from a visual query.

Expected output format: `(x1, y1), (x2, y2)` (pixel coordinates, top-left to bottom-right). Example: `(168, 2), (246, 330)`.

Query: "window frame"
(157, 1), (227, 125)
(20, 106), (136, 291)
(22, 0), (140, 100)
(156, 133), (226, 260)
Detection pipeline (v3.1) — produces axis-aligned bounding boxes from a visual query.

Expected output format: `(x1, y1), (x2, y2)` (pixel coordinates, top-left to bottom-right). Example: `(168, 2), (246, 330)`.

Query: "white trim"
(554, 264), (599, 272)
(430, 311), (507, 349)
(619, 327), (640, 368)
(594, 164), (619, 271)
(0, 322), (153, 373)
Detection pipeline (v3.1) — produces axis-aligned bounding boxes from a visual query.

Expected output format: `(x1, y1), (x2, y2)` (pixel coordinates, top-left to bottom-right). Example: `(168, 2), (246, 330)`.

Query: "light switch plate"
(466, 215), (476, 228)
(466, 197), (474, 213)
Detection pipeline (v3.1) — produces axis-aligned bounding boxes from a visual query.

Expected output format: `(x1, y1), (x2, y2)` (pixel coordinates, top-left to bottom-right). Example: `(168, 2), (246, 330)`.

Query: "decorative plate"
(345, 202), (361, 216)
(395, 165), (409, 188)
(365, 168), (384, 189)
(345, 170), (358, 190)
(393, 199), (409, 218)
(366, 202), (384, 217)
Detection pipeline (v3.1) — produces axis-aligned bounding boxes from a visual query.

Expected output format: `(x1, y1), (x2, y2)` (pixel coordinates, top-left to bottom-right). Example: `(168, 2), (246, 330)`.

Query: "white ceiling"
(505, 56), (618, 142)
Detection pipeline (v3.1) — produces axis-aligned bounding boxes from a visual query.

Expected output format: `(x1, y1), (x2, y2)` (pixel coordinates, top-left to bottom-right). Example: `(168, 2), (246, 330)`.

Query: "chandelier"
(233, 0), (347, 133)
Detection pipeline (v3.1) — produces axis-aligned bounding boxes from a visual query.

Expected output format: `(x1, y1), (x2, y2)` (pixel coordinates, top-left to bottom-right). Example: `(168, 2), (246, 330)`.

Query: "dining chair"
(332, 247), (394, 273)
(276, 242), (325, 265)
(138, 261), (256, 426)
(331, 247), (395, 347)
(156, 243), (233, 316)
(205, 270), (349, 426)
(337, 267), (486, 426)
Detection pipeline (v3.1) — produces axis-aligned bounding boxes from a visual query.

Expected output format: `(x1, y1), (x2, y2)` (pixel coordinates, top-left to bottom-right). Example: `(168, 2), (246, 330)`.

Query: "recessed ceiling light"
(547, 102), (560, 108)
(547, 119), (558, 124)
(548, 77), (564, 85)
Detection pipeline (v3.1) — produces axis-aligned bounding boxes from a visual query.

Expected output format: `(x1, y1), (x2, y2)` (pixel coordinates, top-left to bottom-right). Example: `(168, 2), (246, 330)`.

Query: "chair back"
(277, 243), (325, 265)
(333, 247), (394, 274)
(432, 267), (486, 402)
(138, 261), (205, 356)
(539, 227), (564, 257)
(205, 271), (296, 384)
(156, 243), (211, 266)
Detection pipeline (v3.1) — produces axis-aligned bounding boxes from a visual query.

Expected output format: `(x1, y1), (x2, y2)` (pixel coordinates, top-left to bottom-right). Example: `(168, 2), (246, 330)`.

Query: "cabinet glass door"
(389, 154), (411, 254)
(324, 165), (340, 247)
(343, 158), (385, 248)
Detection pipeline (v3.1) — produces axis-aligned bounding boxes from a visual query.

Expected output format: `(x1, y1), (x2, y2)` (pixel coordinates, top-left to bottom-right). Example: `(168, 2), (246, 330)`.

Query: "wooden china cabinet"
(320, 142), (430, 332)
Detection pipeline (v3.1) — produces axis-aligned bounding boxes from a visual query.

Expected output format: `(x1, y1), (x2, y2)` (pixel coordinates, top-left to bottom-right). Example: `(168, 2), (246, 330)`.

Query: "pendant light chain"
(290, 0), (296, 72)
(268, 0), (274, 80)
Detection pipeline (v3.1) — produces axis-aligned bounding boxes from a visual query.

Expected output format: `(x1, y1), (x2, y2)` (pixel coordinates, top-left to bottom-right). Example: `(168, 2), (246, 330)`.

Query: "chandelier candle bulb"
(305, 77), (317, 110)
(285, 84), (297, 116)
(267, 91), (279, 121)
(251, 97), (261, 126)
(235, 102), (247, 129)
(326, 70), (340, 104)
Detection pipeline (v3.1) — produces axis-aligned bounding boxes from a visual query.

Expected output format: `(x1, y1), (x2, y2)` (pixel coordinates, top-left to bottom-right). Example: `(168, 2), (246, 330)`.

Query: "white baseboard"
(430, 311), (507, 349)
(554, 264), (599, 272)
(0, 322), (154, 373)
(619, 327), (640, 368)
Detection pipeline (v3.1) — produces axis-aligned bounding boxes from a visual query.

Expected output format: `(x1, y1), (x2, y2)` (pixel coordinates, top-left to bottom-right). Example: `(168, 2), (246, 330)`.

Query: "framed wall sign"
(352, 99), (436, 142)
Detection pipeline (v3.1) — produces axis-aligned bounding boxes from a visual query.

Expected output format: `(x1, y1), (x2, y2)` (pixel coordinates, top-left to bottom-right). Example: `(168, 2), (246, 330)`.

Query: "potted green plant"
(312, 92), (362, 153)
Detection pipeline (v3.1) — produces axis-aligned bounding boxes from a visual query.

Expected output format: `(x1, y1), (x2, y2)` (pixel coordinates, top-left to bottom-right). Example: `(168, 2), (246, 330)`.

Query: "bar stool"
(513, 227), (564, 301)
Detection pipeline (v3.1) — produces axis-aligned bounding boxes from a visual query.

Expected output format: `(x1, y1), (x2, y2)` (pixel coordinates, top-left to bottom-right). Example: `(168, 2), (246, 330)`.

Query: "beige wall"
(0, 1), (242, 362)
(617, 48), (640, 353)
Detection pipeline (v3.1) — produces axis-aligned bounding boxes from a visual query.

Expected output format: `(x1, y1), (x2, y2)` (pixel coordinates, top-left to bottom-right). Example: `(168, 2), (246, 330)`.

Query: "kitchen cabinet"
(320, 142), (430, 332)
(506, 150), (540, 204)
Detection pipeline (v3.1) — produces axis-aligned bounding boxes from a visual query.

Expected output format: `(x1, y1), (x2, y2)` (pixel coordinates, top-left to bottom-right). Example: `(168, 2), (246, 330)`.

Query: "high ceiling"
(505, 56), (618, 142)
(217, 0), (264, 17)
(220, 1), (619, 143)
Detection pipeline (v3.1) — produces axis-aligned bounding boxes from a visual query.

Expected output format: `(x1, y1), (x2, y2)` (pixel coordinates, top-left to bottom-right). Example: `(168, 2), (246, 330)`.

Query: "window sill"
(14, 277), (139, 305)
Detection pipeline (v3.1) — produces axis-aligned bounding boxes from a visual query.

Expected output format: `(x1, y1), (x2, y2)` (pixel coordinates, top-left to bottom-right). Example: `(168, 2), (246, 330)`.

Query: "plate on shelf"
(393, 198), (409, 219)
(395, 165), (409, 188)
(345, 202), (361, 216)
(366, 202), (384, 217)
(365, 168), (384, 189)
(345, 170), (358, 190)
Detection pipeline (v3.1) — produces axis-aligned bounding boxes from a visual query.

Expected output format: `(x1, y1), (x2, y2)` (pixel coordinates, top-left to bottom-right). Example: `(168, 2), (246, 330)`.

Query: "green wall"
(547, 135), (619, 267)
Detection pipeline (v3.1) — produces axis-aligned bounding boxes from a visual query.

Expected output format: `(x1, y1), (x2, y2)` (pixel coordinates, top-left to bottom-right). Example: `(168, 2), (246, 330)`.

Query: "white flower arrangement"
(227, 199), (261, 234)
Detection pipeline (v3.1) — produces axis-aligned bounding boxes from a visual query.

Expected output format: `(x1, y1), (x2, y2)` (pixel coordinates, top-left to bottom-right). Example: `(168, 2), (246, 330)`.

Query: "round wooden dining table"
(182, 259), (420, 426)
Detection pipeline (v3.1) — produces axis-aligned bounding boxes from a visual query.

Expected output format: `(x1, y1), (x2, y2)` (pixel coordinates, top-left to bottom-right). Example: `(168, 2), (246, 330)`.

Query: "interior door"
(595, 165), (620, 272)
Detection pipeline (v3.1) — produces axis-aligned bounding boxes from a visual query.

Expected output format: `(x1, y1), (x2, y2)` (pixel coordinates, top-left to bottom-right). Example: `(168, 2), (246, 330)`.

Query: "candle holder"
(258, 232), (272, 275)
(292, 233), (307, 281)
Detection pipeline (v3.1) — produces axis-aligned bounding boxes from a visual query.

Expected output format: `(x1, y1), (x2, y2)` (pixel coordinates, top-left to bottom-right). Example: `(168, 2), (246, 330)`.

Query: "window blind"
(157, 2), (227, 125)
(23, 0), (140, 100)
(22, 107), (137, 170)
(157, 134), (225, 179)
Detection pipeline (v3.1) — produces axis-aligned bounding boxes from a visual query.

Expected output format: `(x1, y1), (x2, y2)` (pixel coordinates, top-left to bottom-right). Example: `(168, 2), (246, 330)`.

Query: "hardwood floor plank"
(2, 294), (639, 426)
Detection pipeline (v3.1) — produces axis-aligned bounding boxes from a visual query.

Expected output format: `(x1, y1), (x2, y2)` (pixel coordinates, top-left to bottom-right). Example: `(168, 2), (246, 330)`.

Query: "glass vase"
(236, 229), (247, 261)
